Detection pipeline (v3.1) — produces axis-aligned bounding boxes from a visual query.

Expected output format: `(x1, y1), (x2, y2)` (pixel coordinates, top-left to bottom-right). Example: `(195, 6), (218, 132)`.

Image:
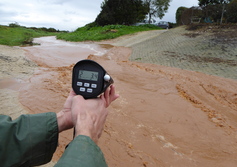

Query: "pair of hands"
(57, 85), (119, 143)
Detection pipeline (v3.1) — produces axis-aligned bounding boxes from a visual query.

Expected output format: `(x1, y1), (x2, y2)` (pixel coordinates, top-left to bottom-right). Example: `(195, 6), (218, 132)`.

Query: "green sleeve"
(55, 135), (108, 167)
(0, 113), (58, 167)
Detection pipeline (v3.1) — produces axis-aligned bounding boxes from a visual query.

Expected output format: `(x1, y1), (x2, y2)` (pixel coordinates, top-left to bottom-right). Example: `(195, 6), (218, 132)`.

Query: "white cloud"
(0, 0), (103, 31)
(0, 0), (199, 31)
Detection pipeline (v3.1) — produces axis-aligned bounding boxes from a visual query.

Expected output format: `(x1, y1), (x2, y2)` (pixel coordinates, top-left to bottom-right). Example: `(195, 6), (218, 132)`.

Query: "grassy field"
(0, 25), (58, 46)
(0, 24), (161, 46)
(57, 24), (161, 42)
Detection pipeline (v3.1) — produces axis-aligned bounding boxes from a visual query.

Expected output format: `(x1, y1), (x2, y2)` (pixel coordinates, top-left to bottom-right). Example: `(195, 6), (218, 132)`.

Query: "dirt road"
(1, 26), (237, 167)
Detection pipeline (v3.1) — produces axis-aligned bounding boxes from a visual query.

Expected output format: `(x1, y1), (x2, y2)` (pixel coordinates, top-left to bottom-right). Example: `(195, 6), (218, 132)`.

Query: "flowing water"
(1, 35), (237, 167)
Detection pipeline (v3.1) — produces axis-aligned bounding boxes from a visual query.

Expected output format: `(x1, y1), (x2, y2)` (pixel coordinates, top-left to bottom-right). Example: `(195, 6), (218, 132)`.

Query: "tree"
(198, 0), (233, 23)
(9, 22), (21, 28)
(176, 7), (202, 25)
(198, 0), (232, 7)
(176, 7), (188, 25)
(143, 0), (171, 23)
(95, 0), (148, 26)
(226, 0), (237, 22)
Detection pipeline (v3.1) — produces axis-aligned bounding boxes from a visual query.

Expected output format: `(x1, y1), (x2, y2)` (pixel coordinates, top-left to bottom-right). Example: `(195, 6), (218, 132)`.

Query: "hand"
(57, 90), (76, 132)
(57, 85), (119, 133)
(102, 85), (120, 108)
(72, 85), (119, 143)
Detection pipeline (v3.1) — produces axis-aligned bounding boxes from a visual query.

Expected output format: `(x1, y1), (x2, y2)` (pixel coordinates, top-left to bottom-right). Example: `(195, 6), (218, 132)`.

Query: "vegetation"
(198, 0), (232, 23)
(95, 0), (148, 26)
(144, 0), (171, 23)
(175, 7), (188, 25)
(198, 0), (232, 7)
(0, 22), (161, 46)
(95, 0), (171, 26)
(0, 23), (61, 46)
(176, 0), (236, 25)
(57, 24), (161, 42)
(226, 0), (237, 22)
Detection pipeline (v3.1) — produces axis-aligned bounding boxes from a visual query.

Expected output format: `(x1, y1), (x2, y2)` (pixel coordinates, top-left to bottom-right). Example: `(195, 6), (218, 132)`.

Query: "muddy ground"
(0, 25), (237, 167)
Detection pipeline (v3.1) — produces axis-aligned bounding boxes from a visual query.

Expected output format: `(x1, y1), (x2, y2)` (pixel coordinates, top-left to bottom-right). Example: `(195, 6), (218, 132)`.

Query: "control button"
(84, 83), (90, 87)
(77, 82), (83, 86)
(87, 88), (93, 93)
(91, 84), (97, 88)
(80, 87), (86, 92)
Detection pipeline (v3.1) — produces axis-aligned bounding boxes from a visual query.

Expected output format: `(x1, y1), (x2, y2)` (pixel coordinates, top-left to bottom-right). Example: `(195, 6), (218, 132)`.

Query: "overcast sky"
(0, 0), (199, 31)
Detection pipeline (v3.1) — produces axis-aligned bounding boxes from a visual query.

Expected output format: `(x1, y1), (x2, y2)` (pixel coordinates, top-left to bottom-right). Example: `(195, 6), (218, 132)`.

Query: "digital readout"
(78, 70), (98, 81)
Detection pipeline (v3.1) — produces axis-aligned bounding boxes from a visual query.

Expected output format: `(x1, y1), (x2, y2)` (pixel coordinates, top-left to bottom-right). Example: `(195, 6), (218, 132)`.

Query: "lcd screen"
(78, 70), (98, 81)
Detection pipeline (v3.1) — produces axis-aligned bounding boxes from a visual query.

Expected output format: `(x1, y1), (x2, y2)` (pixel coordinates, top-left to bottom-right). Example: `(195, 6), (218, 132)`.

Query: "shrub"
(9, 22), (21, 28)
(176, 7), (188, 25)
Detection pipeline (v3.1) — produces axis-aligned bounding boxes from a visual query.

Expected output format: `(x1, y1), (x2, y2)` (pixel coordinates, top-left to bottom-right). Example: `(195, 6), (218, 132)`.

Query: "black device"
(72, 59), (114, 99)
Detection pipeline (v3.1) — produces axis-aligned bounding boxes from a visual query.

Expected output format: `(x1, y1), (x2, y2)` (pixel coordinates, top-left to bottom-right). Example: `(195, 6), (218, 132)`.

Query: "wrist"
(74, 124), (98, 144)
(75, 132), (98, 144)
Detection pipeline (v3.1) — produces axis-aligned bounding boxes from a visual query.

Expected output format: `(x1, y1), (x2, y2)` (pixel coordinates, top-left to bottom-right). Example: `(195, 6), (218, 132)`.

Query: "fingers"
(100, 85), (119, 107)
(63, 89), (77, 109)
(103, 85), (119, 107)
(110, 85), (120, 102)
(104, 86), (111, 107)
(69, 89), (77, 97)
(100, 91), (106, 103)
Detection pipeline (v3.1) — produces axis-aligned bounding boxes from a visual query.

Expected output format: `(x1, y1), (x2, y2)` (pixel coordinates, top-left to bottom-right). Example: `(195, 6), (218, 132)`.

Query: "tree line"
(8, 22), (68, 32)
(176, 0), (237, 25)
(93, 0), (236, 27)
(93, 0), (171, 26)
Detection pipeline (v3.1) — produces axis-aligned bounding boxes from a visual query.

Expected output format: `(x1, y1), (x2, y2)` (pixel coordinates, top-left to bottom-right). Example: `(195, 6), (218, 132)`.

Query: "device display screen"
(78, 70), (98, 81)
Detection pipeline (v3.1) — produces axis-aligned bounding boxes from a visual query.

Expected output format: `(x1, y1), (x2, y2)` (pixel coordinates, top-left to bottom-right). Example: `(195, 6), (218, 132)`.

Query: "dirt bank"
(1, 27), (237, 167)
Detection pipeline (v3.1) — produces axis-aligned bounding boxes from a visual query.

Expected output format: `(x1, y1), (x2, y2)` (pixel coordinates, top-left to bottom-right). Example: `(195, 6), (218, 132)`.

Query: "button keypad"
(87, 88), (93, 93)
(77, 82), (83, 86)
(91, 84), (97, 88)
(80, 87), (86, 92)
(84, 83), (90, 87)
(77, 81), (97, 94)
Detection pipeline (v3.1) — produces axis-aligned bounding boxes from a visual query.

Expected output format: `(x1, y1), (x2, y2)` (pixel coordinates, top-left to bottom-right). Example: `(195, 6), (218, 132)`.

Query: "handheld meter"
(72, 59), (114, 99)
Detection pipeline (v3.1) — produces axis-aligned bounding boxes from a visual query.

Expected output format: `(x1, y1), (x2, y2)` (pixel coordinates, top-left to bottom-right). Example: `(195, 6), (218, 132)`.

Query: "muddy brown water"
(4, 36), (237, 166)
(0, 78), (24, 91)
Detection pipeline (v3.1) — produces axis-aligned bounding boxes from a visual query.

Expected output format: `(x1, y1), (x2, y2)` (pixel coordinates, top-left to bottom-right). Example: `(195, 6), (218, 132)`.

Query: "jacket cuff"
(55, 135), (107, 167)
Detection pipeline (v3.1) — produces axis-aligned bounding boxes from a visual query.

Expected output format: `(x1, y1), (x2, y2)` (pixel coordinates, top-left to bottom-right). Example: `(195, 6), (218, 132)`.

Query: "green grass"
(0, 25), (57, 46)
(57, 24), (162, 42)
(0, 24), (162, 46)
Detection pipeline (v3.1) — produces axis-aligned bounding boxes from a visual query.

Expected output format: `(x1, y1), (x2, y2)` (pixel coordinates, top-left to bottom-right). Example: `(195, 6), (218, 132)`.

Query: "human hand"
(57, 85), (119, 133)
(102, 85), (120, 108)
(57, 90), (76, 133)
(72, 85), (119, 143)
